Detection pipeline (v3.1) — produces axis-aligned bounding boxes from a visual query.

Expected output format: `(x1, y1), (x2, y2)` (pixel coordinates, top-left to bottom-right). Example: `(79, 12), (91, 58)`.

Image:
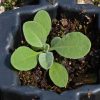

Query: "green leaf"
(49, 62), (68, 88)
(39, 52), (54, 70)
(34, 10), (51, 35)
(51, 32), (91, 59)
(11, 46), (38, 71)
(51, 37), (61, 47)
(23, 21), (47, 48)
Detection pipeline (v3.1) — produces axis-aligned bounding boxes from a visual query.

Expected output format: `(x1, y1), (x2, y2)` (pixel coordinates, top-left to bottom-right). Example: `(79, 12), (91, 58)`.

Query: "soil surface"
(18, 12), (100, 93)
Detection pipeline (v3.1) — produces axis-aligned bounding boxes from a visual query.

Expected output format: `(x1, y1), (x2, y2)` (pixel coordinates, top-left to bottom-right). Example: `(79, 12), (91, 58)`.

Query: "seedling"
(11, 10), (91, 88)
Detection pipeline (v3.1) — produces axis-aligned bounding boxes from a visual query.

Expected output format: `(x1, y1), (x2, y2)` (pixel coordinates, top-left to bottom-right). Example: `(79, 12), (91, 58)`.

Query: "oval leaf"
(49, 62), (68, 87)
(51, 37), (61, 47)
(34, 10), (51, 35)
(39, 52), (54, 70)
(51, 32), (91, 59)
(11, 46), (38, 71)
(23, 21), (47, 48)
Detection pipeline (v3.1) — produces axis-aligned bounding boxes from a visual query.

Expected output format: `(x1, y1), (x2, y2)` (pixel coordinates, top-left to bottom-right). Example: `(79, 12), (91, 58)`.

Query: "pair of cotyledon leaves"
(11, 10), (91, 88)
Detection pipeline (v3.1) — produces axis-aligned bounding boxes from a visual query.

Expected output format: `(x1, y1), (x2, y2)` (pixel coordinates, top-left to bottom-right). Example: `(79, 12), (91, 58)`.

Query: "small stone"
(69, 61), (72, 65)
(79, 25), (82, 29)
(60, 19), (68, 27)
(81, 60), (85, 64)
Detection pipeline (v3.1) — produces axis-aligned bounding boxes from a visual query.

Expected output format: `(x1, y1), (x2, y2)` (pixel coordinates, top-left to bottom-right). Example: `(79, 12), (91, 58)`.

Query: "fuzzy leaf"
(49, 62), (68, 87)
(51, 37), (61, 47)
(34, 10), (51, 35)
(51, 32), (91, 59)
(23, 21), (47, 48)
(39, 52), (54, 70)
(11, 46), (38, 71)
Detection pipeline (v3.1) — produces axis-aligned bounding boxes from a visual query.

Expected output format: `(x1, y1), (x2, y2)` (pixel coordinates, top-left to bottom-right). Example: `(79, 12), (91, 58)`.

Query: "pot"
(15, 0), (40, 6)
(0, 0), (100, 100)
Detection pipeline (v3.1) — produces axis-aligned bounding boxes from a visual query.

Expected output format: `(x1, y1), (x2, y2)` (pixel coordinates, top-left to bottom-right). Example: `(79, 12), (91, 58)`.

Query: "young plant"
(11, 10), (91, 88)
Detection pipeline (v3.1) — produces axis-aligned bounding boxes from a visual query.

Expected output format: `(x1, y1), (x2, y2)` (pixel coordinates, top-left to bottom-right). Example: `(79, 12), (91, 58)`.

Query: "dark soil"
(18, 12), (100, 93)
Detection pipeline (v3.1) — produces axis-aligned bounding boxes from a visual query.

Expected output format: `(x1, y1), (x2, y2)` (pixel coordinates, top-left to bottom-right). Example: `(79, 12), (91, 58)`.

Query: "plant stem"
(49, 47), (54, 51)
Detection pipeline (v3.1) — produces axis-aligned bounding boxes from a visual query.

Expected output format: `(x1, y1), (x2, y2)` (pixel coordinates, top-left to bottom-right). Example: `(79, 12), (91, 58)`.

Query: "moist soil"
(18, 12), (100, 93)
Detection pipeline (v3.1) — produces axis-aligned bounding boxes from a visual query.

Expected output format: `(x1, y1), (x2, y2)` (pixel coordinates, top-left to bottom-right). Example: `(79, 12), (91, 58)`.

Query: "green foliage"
(51, 32), (91, 59)
(11, 10), (91, 88)
(39, 52), (54, 70)
(51, 37), (61, 47)
(34, 10), (51, 35)
(49, 62), (68, 87)
(23, 21), (47, 48)
(11, 46), (38, 71)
